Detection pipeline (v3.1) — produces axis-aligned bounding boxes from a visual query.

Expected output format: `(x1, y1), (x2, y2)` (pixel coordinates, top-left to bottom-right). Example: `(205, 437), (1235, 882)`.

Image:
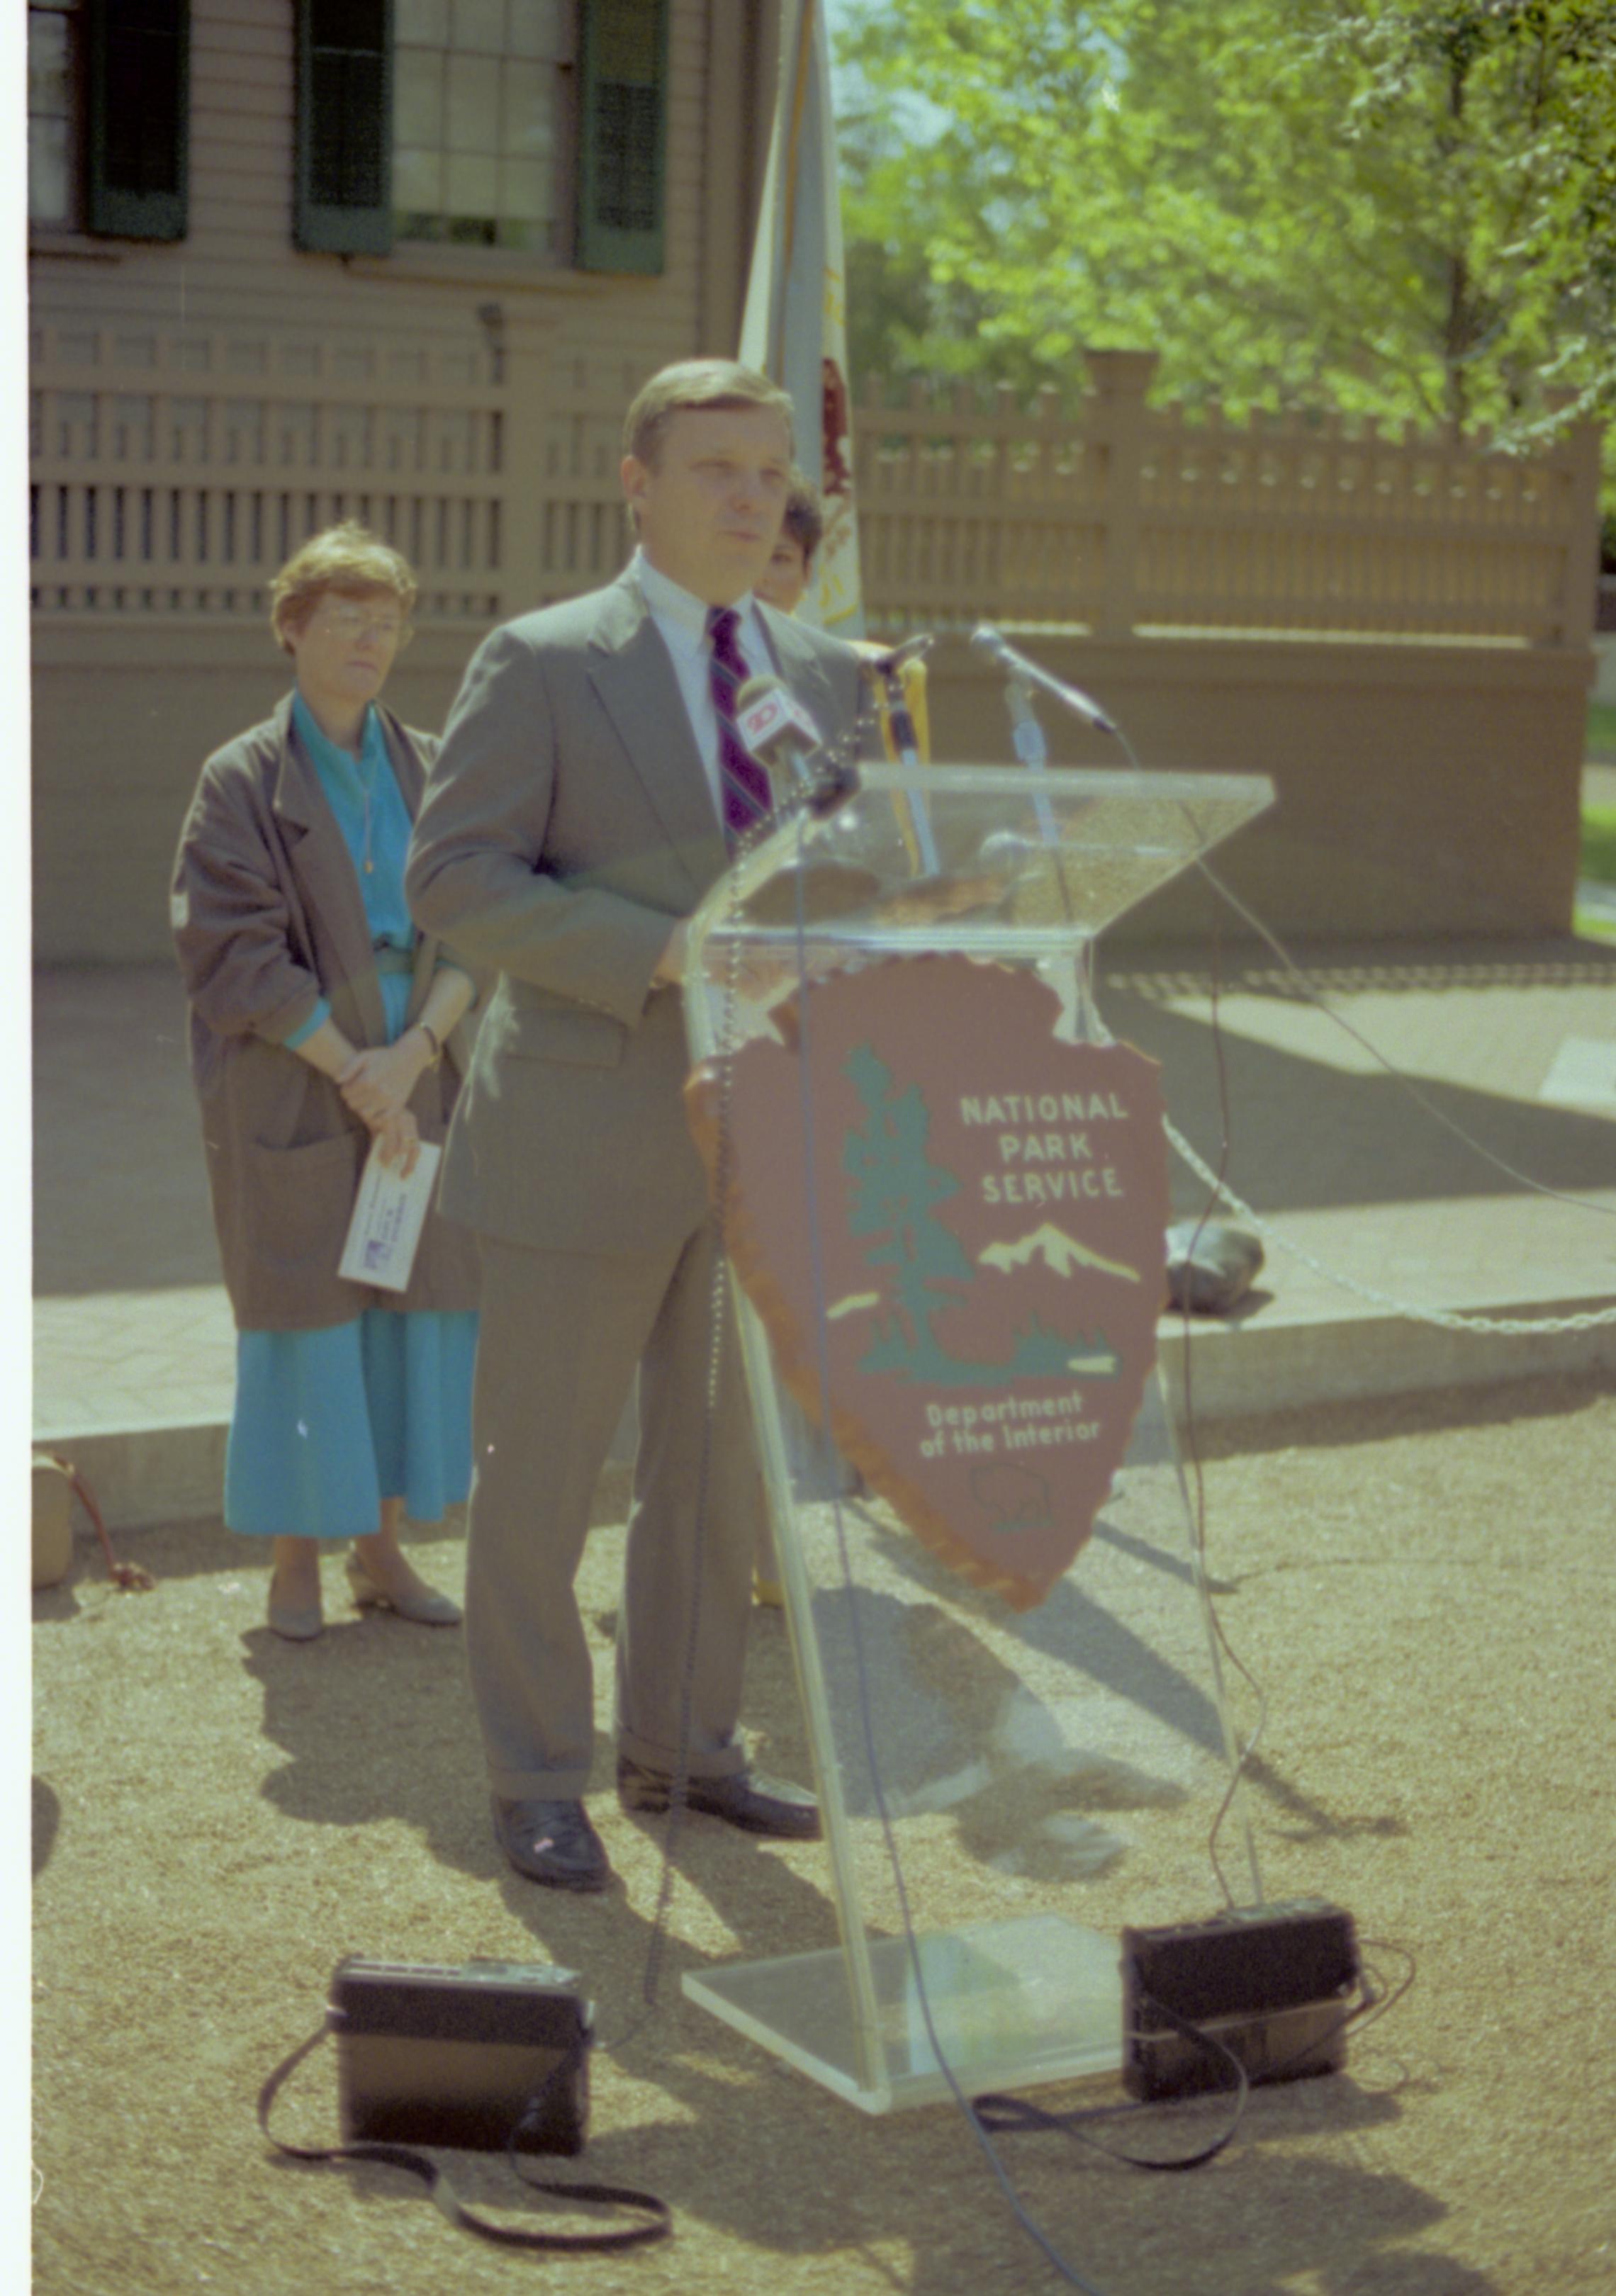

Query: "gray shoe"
(346, 1551), (461, 1626)
(267, 1579), (323, 1641)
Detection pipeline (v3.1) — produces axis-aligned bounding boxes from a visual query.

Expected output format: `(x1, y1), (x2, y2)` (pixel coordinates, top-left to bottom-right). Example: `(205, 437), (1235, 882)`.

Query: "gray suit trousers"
(466, 1220), (759, 1800)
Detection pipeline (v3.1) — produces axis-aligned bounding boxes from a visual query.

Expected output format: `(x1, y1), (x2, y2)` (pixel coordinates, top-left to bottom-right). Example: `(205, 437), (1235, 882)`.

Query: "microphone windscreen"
(866, 634), (934, 676)
(735, 677), (823, 767)
(735, 673), (785, 714)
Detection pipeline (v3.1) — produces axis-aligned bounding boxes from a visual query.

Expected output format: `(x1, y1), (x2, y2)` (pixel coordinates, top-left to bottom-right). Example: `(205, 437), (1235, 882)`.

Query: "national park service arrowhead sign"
(685, 955), (1169, 1610)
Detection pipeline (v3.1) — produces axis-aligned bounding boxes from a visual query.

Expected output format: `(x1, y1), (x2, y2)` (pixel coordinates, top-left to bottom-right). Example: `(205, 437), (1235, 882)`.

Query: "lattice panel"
(27, 335), (1599, 642)
(30, 326), (508, 619)
(853, 373), (1594, 642)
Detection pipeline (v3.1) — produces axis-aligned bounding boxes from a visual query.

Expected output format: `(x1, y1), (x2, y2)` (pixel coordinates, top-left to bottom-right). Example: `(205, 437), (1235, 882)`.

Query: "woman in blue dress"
(172, 524), (481, 1639)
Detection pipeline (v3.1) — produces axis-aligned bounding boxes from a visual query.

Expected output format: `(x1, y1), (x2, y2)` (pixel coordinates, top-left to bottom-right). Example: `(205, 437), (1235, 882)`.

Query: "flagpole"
(739, 0), (865, 638)
(773, 0), (817, 382)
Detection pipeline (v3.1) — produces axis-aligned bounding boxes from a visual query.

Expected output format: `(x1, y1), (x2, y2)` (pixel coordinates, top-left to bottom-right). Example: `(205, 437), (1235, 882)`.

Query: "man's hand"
(651, 922), (834, 1011)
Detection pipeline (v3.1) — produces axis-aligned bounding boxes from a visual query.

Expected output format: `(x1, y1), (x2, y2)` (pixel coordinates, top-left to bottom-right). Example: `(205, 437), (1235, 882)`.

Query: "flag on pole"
(739, 0), (864, 637)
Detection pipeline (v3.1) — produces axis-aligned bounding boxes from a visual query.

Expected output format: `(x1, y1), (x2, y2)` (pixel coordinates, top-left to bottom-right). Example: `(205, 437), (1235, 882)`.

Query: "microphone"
(970, 625), (1118, 735)
(863, 632), (934, 677)
(734, 674), (823, 794)
(734, 675), (858, 816)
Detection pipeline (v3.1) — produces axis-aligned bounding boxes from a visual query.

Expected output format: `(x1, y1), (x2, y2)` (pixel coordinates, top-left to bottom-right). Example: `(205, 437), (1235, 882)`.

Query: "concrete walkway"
(33, 921), (1616, 1528)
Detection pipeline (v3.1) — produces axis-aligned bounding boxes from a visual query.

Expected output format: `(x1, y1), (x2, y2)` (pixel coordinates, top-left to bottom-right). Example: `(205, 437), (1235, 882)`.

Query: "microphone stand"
(876, 656), (942, 877)
(1003, 677), (1057, 843)
(996, 674), (1102, 1045)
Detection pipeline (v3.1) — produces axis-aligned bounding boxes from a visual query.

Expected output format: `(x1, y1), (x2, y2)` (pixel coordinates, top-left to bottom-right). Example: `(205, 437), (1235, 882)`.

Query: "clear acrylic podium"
(680, 765), (1274, 2114)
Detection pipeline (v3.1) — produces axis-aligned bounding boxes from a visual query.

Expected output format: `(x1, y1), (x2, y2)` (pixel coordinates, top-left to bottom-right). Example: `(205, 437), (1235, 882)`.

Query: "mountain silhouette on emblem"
(980, 1223), (1142, 1285)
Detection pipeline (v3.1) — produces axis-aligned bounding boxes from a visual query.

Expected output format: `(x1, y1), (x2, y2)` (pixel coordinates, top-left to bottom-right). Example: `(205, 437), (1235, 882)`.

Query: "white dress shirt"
(632, 548), (775, 823)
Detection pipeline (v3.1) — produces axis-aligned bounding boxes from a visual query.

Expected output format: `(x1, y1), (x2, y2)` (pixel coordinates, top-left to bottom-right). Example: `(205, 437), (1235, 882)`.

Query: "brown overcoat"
(171, 693), (481, 1330)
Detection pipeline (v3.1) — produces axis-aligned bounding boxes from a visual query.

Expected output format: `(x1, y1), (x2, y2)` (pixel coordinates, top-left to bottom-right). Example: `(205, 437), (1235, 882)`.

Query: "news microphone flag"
(739, 0), (865, 638)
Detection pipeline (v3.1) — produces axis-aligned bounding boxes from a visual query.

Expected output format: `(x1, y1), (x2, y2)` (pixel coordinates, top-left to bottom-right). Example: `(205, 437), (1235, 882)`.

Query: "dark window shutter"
(86, 0), (189, 242)
(576, 0), (668, 275)
(296, 0), (392, 255)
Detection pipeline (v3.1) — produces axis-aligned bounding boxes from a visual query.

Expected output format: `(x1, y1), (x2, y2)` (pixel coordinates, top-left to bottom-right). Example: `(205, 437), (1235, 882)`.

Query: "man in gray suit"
(407, 360), (862, 1889)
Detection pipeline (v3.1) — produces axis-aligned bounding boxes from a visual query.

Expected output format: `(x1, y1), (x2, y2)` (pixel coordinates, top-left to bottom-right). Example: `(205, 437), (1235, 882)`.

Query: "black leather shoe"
(617, 1756), (821, 1840)
(491, 1796), (613, 1891)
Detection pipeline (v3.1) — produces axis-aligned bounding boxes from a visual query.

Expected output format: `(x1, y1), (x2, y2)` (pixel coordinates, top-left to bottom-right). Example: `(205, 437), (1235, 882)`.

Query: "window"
(296, 0), (392, 254)
(29, 0), (190, 242)
(34, 0), (666, 271)
(394, 0), (574, 254)
(86, 0), (189, 240)
(576, 0), (666, 274)
(28, 1), (82, 229)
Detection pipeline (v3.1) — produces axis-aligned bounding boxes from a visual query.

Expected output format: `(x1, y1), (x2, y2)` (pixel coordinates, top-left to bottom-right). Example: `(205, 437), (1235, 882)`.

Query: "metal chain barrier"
(1163, 1118), (1616, 1335)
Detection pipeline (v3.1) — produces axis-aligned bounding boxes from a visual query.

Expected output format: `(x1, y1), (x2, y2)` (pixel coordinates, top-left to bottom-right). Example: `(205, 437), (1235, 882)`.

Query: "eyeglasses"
(315, 603), (413, 648)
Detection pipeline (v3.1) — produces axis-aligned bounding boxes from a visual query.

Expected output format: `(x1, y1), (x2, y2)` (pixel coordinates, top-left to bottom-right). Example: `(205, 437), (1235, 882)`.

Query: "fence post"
(1082, 348), (1158, 638)
(1546, 391), (1601, 649)
(498, 310), (553, 620)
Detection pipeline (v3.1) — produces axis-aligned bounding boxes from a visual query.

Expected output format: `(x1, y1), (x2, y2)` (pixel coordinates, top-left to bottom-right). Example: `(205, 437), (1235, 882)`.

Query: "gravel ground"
(30, 1371), (1616, 2296)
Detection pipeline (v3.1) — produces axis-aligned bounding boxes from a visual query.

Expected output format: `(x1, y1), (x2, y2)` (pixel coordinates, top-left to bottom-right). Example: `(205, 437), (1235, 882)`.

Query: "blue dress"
(224, 697), (478, 1541)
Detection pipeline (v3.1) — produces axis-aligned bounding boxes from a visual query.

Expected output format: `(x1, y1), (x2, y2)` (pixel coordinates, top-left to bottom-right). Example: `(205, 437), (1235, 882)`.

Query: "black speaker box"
(331, 1957), (593, 2153)
(1121, 1898), (1359, 2100)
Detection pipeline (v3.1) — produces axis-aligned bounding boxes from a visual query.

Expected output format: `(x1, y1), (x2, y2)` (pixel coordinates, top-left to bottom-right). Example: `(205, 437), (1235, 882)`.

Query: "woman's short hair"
(622, 359), (795, 470)
(781, 475), (824, 566)
(269, 522), (417, 653)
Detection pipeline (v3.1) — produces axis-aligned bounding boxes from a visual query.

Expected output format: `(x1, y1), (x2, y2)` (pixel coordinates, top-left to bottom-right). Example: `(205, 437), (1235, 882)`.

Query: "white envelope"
(338, 1138), (443, 1293)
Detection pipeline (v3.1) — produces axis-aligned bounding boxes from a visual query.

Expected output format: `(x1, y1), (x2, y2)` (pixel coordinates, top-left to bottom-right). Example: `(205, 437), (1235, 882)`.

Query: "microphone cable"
(1189, 854), (1616, 1224)
(773, 808), (1398, 2280)
(762, 692), (1452, 2278)
(1091, 699), (1616, 1232)
(782, 810), (1126, 2296)
(623, 688), (1464, 2283)
(595, 802), (786, 2056)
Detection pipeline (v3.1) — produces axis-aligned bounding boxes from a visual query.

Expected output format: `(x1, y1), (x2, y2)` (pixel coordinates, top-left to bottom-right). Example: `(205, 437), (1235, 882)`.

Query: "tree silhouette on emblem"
(843, 1044), (972, 1380)
(841, 1042), (1120, 1389)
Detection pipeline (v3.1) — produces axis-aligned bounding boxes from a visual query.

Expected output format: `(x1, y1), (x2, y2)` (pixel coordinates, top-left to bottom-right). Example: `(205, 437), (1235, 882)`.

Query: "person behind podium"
(171, 524), (479, 1643)
(405, 359), (863, 1891)
(758, 474), (932, 762)
(755, 473), (824, 616)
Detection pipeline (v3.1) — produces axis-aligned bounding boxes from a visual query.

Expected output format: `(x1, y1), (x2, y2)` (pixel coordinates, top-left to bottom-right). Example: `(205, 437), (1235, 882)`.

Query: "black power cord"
(645, 713), (1427, 2294)
(973, 1947), (1417, 2175)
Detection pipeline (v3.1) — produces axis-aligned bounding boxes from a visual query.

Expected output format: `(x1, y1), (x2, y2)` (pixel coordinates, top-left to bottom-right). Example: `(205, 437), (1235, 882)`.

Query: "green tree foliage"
(837, 0), (1614, 459)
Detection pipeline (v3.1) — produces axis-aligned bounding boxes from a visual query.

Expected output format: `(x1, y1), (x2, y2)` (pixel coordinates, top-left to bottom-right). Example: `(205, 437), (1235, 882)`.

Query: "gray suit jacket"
(405, 570), (863, 1254)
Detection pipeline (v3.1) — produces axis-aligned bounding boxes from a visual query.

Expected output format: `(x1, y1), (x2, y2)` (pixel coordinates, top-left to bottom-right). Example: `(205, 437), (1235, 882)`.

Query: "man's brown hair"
(622, 359), (795, 469)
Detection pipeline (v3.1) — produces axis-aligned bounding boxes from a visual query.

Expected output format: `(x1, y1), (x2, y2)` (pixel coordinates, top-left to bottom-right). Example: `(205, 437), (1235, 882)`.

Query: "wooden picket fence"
(28, 332), (1602, 644)
(855, 352), (1601, 644)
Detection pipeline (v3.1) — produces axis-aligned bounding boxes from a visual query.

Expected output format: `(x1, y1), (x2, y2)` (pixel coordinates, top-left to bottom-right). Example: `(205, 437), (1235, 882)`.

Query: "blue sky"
(821, 0), (868, 106)
(819, 0), (946, 137)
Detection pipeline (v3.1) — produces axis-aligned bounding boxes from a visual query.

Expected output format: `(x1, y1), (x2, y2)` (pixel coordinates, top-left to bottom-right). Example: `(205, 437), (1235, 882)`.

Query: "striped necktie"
(707, 605), (773, 849)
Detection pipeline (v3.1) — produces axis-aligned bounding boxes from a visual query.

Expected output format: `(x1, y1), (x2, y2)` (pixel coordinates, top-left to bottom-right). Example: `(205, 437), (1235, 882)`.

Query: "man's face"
(756, 532), (811, 615)
(622, 405), (794, 605)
